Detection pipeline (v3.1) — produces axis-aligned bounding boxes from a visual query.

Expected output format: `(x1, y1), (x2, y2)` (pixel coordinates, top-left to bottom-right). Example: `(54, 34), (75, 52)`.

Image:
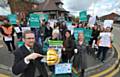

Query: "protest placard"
(79, 11), (87, 21)
(39, 13), (48, 22)
(99, 32), (111, 47)
(88, 16), (96, 27)
(104, 20), (113, 28)
(14, 27), (21, 33)
(8, 14), (17, 24)
(74, 28), (84, 40)
(29, 14), (40, 28)
(21, 27), (31, 33)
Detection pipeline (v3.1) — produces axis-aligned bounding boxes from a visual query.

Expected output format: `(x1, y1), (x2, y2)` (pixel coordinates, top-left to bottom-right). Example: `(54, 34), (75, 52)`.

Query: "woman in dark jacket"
(62, 30), (75, 62)
(73, 32), (88, 77)
(44, 22), (53, 40)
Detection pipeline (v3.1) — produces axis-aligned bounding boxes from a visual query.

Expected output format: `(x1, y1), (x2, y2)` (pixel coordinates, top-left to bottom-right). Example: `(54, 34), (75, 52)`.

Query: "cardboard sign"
(29, 14), (40, 28)
(8, 14), (17, 24)
(79, 11), (87, 21)
(104, 20), (113, 28)
(55, 63), (72, 74)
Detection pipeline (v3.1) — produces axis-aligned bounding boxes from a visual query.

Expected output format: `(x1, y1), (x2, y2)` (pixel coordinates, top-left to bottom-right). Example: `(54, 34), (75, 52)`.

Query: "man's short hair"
(22, 30), (34, 39)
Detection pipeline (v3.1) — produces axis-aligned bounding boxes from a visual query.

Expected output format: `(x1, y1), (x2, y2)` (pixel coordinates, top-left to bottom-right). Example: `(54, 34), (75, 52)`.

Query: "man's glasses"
(25, 37), (35, 39)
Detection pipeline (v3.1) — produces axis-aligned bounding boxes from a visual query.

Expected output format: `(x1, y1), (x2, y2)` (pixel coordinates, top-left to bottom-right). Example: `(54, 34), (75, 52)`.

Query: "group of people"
(0, 17), (113, 77)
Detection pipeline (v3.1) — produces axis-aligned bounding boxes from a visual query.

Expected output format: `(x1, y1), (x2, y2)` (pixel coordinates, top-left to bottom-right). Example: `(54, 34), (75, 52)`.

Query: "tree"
(8, 0), (33, 19)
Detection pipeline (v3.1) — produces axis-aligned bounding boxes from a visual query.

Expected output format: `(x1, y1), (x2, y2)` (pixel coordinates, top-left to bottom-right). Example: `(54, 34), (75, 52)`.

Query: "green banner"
(39, 14), (49, 22)
(84, 29), (92, 43)
(84, 29), (92, 38)
(8, 14), (17, 24)
(48, 40), (63, 52)
(74, 28), (92, 43)
(29, 14), (40, 28)
(17, 41), (24, 47)
(48, 40), (63, 46)
(74, 28), (84, 40)
(79, 11), (87, 21)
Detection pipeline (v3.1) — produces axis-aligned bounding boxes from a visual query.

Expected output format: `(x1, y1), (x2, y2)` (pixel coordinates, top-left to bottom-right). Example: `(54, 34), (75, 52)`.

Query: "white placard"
(99, 32), (111, 47)
(55, 63), (72, 74)
(48, 19), (57, 28)
(21, 27), (31, 33)
(88, 16), (96, 26)
(104, 20), (113, 28)
(4, 36), (12, 41)
(14, 27), (21, 33)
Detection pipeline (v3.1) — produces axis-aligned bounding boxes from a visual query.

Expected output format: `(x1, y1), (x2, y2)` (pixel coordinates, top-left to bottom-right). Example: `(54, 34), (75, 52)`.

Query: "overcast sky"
(62, 0), (120, 17)
(1, 0), (120, 17)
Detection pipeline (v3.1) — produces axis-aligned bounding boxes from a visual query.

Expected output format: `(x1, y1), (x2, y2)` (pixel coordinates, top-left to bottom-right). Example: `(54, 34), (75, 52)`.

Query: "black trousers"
(97, 46), (109, 61)
(79, 69), (85, 77)
(4, 37), (16, 52)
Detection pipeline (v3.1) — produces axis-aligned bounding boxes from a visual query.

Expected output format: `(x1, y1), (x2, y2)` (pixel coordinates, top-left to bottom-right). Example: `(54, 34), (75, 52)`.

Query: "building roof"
(100, 12), (120, 20)
(32, 0), (68, 12)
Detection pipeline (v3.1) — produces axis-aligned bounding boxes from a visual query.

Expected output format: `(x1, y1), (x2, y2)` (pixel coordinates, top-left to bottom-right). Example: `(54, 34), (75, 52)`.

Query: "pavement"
(0, 25), (120, 77)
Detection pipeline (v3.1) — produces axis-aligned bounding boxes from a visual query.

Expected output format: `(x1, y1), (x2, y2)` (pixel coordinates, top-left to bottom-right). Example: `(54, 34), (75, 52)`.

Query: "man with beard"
(12, 30), (48, 77)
